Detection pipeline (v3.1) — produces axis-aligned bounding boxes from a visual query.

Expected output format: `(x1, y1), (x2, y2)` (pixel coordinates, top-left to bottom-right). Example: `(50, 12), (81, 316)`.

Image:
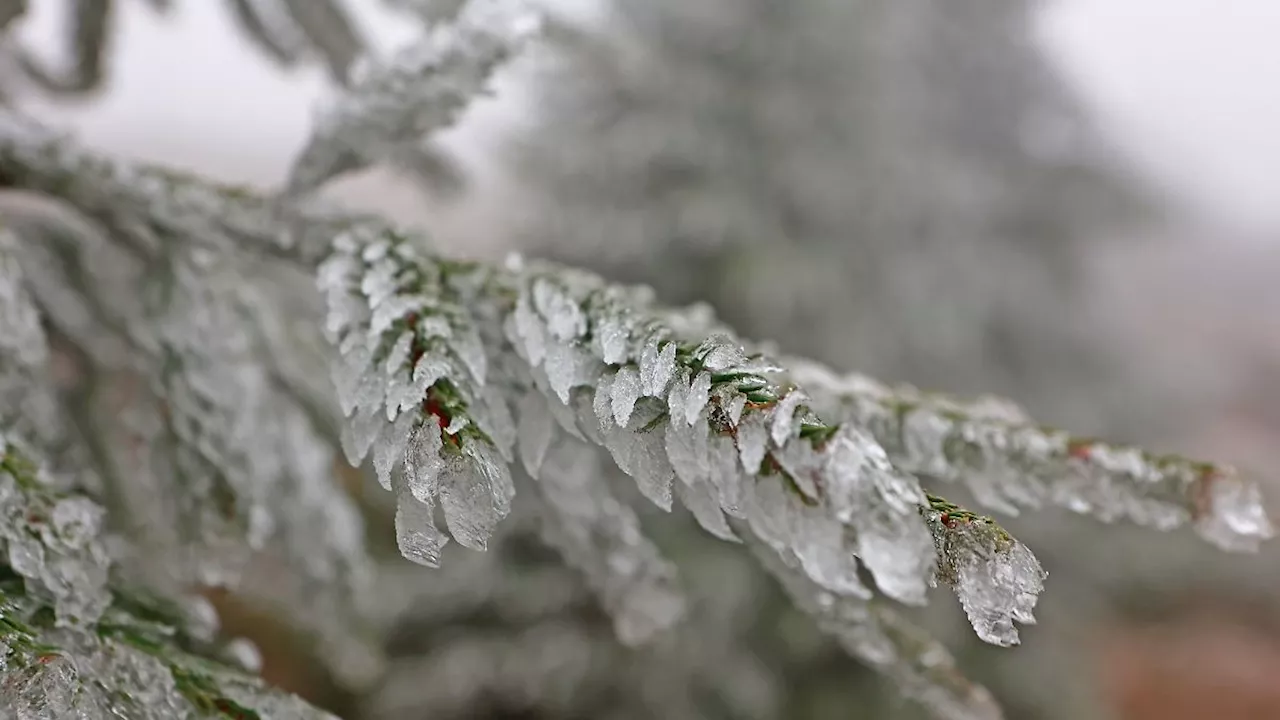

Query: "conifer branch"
(0, 441), (336, 719)
(0, 105), (1271, 720)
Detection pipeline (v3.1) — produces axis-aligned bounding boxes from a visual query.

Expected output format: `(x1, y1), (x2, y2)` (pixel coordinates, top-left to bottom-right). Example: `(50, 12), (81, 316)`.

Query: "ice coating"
(790, 362), (1275, 552)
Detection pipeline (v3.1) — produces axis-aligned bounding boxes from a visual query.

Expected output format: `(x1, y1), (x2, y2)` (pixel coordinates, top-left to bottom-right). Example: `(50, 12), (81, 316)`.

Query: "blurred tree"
(0, 0), (475, 195)
(495, 1), (1274, 718)
(503, 0), (1170, 439)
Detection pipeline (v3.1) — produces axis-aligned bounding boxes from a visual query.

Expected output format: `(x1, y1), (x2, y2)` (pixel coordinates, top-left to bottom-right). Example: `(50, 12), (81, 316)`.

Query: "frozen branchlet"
(0, 443), (111, 629)
(314, 229), (1263, 715)
(217, 0), (367, 84)
(0, 442), (334, 719)
(365, 622), (606, 719)
(534, 440), (686, 645)
(922, 496), (1046, 647)
(495, 264), (1008, 615)
(747, 533), (1006, 720)
(287, 0), (543, 195)
(0, 231), (74, 476)
(318, 224), (520, 559)
(315, 226), (1052, 706)
(3, 0), (366, 93)
(0, 109), (344, 266)
(0, 110), (376, 690)
(789, 362), (1276, 552)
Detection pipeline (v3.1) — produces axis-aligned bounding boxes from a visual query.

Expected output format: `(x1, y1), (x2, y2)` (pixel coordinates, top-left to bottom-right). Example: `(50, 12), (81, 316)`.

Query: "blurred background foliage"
(4, 1), (1280, 719)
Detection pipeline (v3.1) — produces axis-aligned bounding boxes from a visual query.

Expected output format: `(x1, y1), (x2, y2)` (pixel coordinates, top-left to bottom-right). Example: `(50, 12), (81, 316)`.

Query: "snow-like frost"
(287, 0), (541, 194)
(596, 313), (632, 365)
(639, 336), (677, 396)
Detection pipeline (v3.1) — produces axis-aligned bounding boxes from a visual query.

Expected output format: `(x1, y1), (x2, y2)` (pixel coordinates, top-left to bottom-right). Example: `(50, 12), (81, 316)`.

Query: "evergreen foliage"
(0, 2), (1271, 719)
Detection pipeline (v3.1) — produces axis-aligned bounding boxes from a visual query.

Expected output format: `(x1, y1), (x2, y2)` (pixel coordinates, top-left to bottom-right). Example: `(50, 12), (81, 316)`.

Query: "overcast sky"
(17, 0), (1280, 237)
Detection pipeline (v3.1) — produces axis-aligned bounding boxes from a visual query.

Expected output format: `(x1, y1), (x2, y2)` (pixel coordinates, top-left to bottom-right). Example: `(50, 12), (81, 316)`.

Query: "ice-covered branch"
(789, 363), (1274, 552)
(286, 0), (542, 196)
(321, 223), (1052, 652)
(5, 0), (365, 93)
(0, 110), (1272, 720)
(0, 441), (335, 719)
(0, 113), (378, 684)
(745, 528), (1004, 720)
(0, 110), (346, 267)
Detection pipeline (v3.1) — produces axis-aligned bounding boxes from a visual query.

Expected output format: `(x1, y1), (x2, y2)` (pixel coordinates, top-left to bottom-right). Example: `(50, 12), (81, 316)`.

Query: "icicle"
(639, 336), (676, 397)
(685, 371), (712, 426)
(789, 507), (871, 599)
(666, 367), (690, 423)
(512, 291), (547, 366)
(517, 391), (555, 478)
(466, 441), (515, 519)
(450, 321), (488, 386)
(395, 490), (448, 568)
(665, 410), (710, 488)
(823, 427), (934, 605)
(402, 422), (445, 504)
(437, 453), (498, 552)
(674, 476), (737, 542)
(373, 411), (418, 490)
(926, 503), (1046, 646)
(602, 405), (674, 511)
(735, 411), (770, 474)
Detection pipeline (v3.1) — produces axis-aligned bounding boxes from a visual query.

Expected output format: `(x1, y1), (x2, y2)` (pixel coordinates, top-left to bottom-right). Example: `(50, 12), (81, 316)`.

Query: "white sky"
(15, 0), (1280, 236)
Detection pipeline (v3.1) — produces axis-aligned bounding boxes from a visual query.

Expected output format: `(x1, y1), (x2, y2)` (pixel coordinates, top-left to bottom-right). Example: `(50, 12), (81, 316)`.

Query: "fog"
(17, 0), (1280, 238)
